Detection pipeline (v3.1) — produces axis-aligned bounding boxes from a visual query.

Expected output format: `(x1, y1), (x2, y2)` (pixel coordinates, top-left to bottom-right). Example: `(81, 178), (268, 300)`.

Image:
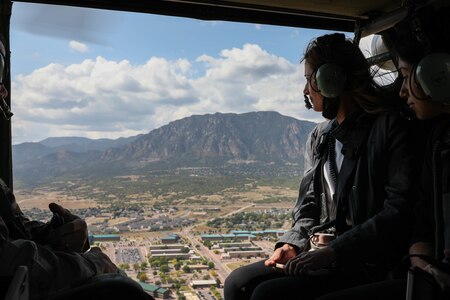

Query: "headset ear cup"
(415, 52), (450, 104)
(315, 63), (346, 98)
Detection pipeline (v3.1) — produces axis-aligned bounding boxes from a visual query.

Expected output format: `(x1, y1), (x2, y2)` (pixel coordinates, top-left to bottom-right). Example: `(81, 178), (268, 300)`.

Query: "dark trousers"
(315, 279), (406, 300)
(224, 260), (377, 300)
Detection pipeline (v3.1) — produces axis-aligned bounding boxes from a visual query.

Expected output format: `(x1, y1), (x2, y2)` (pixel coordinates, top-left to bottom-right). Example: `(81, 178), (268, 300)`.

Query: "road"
(179, 202), (255, 283)
(223, 203), (255, 217)
(181, 225), (229, 282)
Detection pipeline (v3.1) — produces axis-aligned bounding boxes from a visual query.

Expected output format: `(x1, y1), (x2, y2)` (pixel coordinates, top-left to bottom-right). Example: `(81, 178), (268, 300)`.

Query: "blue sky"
(10, 2), (352, 144)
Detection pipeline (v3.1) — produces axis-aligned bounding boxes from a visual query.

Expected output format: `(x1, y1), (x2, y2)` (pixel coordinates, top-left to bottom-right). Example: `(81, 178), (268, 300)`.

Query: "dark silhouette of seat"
(0, 266), (29, 300)
(1, 268), (153, 300)
(44, 274), (154, 300)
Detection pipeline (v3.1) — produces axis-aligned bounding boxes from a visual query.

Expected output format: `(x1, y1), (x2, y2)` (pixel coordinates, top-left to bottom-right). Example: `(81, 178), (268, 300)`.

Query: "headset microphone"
(304, 94), (313, 109)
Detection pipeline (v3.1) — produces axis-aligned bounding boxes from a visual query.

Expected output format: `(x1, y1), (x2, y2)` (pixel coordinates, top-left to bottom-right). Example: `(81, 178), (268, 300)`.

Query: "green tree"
(182, 265), (191, 273)
(208, 262), (215, 269)
(150, 258), (161, 268)
(160, 265), (170, 274)
(137, 272), (148, 282)
(133, 263), (140, 272)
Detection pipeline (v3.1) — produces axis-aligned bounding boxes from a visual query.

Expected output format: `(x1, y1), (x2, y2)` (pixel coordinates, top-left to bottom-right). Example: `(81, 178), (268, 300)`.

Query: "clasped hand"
(46, 202), (89, 253)
(424, 249), (450, 293)
(284, 247), (336, 276)
(265, 244), (298, 267)
(265, 244), (337, 275)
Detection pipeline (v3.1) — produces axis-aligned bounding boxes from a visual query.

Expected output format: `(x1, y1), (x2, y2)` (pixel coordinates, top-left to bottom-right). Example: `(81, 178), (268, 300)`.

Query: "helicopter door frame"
(0, 0), (13, 189)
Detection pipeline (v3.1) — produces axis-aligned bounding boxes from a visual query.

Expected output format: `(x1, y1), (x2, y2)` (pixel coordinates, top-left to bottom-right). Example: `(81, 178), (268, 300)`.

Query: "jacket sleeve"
(276, 173), (319, 250)
(276, 123), (326, 250)
(410, 149), (434, 246)
(0, 216), (109, 299)
(328, 114), (415, 268)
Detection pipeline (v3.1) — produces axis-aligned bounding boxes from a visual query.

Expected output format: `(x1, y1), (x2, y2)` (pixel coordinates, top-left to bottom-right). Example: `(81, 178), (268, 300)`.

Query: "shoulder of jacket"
(312, 120), (331, 136)
(308, 120), (331, 157)
(363, 111), (412, 136)
(434, 117), (450, 145)
(371, 110), (407, 124)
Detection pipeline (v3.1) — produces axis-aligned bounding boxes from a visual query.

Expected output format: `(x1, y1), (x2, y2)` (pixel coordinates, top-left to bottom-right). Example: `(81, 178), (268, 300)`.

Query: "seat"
(0, 266), (29, 300)
(44, 274), (154, 300)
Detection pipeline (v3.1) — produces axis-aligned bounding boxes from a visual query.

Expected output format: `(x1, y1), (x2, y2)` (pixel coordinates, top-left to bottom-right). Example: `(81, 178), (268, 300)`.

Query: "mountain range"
(13, 111), (316, 186)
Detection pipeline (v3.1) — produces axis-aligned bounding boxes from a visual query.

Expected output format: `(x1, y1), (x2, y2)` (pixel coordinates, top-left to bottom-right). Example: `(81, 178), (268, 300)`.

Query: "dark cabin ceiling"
(12, 0), (404, 32)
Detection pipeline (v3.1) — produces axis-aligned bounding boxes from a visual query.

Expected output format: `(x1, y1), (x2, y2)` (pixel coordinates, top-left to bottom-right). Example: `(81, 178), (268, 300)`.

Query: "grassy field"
(226, 261), (252, 271)
(16, 174), (300, 228)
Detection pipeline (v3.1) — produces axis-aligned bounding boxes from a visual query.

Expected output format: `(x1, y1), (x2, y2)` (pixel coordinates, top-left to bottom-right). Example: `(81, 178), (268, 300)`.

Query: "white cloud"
(69, 40), (88, 53)
(11, 44), (316, 143)
(255, 24), (262, 30)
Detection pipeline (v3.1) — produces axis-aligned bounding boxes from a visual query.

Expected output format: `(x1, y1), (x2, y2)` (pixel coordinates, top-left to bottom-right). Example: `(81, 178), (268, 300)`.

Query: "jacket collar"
(332, 109), (375, 159)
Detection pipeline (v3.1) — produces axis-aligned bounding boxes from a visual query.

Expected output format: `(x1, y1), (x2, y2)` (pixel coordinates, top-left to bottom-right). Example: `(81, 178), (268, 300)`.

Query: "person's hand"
(86, 247), (121, 274)
(424, 264), (450, 293)
(265, 244), (297, 267)
(285, 247), (336, 275)
(410, 242), (434, 269)
(47, 203), (88, 252)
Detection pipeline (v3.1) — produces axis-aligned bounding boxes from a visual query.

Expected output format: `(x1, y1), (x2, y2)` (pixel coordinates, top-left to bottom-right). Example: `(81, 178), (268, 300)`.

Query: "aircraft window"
(9, 2), (332, 297)
(359, 34), (398, 87)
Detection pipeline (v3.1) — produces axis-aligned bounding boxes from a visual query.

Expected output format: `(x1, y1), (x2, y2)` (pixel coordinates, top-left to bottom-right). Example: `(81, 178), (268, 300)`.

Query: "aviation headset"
(409, 8), (450, 104)
(304, 33), (347, 119)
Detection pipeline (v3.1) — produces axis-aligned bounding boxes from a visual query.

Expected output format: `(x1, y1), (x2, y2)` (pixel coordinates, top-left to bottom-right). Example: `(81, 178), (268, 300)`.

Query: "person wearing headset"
(393, 3), (450, 296)
(224, 33), (416, 300)
(314, 3), (450, 299)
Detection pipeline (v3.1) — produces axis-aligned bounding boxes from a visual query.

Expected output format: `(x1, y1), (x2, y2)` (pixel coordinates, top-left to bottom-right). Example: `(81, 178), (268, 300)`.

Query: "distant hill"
(14, 135), (141, 162)
(13, 111), (316, 186)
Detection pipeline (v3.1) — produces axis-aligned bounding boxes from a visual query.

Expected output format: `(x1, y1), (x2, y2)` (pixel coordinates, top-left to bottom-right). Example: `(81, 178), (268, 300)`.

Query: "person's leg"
(248, 270), (376, 300)
(224, 260), (285, 300)
(314, 279), (406, 300)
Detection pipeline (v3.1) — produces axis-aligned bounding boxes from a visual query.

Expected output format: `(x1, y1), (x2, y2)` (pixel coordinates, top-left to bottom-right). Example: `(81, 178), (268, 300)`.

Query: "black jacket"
(411, 116), (450, 261)
(278, 111), (416, 274)
(0, 179), (101, 299)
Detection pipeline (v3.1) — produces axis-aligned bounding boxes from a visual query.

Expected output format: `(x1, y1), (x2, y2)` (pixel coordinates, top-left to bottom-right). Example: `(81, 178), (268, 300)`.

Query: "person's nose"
(303, 82), (309, 95)
(399, 79), (408, 99)
(0, 84), (8, 99)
